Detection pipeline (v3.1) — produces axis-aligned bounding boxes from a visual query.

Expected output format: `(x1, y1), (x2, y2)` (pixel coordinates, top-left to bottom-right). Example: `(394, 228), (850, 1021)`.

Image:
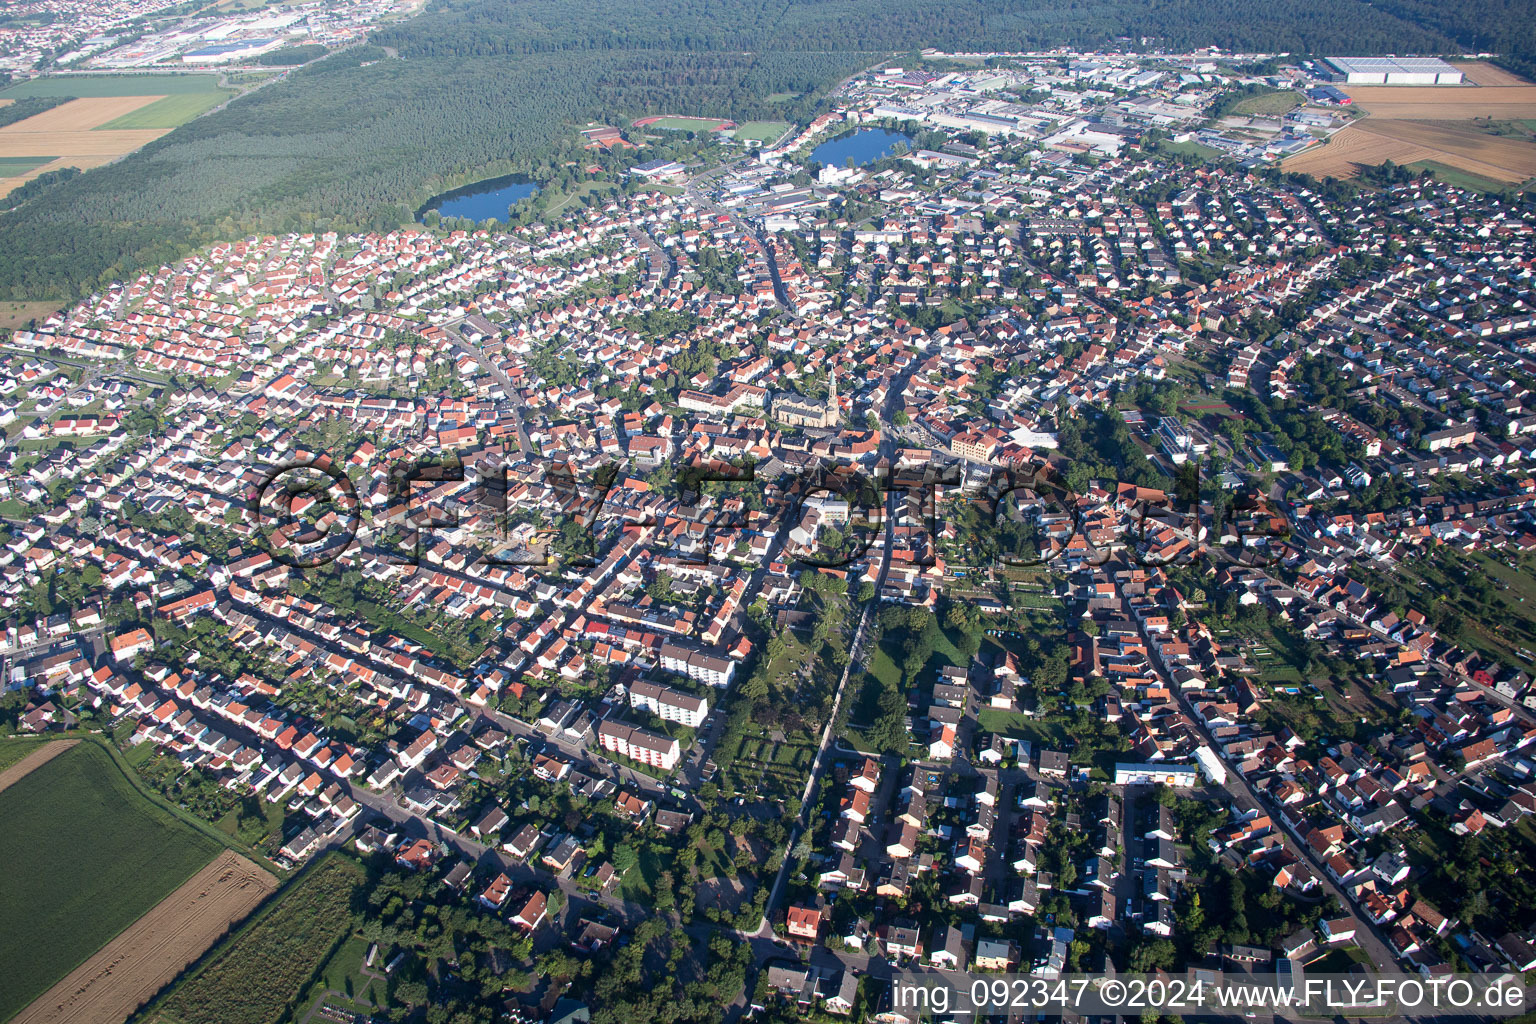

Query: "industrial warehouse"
(1325, 56), (1465, 85)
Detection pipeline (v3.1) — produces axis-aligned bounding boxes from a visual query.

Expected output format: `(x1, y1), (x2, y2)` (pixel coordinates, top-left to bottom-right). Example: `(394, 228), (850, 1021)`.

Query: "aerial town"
(3, 43), (1536, 1024)
(0, 0), (418, 71)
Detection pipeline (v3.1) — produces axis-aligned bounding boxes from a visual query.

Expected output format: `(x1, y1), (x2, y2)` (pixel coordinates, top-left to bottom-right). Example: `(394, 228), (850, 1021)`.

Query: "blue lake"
(420, 174), (538, 223)
(811, 128), (914, 169)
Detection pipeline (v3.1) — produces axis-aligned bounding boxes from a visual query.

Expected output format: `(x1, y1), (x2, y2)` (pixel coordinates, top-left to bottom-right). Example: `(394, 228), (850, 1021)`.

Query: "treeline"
(0, 94), (69, 129)
(0, 45), (870, 299)
(1366, 0), (1536, 79)
(0, 0), (1517, 300)
(2, 165), (78, 209)
(372, 0), (1457, 61)
(253, 43), (329, 65)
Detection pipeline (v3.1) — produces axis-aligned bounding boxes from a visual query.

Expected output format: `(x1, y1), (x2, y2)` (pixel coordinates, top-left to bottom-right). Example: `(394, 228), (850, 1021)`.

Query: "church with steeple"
(770, 364), (841, 429)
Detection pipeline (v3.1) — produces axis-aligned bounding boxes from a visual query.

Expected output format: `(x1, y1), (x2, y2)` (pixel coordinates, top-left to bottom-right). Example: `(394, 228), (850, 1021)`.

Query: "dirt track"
(0, 740), (78, 795)
(10, 850), (278, 1024)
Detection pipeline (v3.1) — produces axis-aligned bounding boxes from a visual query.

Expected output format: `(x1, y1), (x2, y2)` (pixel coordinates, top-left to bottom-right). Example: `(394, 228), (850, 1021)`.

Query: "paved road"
(683, 173), (789, 310)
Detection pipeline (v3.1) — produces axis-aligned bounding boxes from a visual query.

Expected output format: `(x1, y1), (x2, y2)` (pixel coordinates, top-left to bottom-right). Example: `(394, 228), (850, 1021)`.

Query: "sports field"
(734, 120), (791, 143)
(0, 742), (222, 1021)
(0, 74), (223, 99)
(633, 114), (736, 132)
(95, 92), (226, 130)
(1231, 91), (1301, 116)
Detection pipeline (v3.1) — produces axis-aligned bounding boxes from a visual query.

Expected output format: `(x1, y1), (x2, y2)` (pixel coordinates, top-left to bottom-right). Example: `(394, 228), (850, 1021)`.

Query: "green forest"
(0, 0), (1532, 300)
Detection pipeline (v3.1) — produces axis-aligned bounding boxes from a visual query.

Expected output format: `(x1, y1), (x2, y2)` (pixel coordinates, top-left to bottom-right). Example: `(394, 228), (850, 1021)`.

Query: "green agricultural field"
(0, 156), (55, 177)
(95, 91), (229, 130)
(151, 855), (362, 1024)
(0, 736), (48, 771)
(734, 120), (791, 143)
(0, 742), (222, 1021)
(0, 74), (223, 99)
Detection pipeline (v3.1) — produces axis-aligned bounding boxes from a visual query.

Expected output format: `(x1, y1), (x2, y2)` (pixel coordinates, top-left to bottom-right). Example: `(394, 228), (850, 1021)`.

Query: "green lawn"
(764, 92), (799, 103)
(1232, 91), (1301, 116)
(0, 74), (224, 98)
(316, 932), (387, 1009)
(95, 91), (228, 130)
(867, 645), (901, 690)
(734, 120), (791, 143)
(619, 845), (663, 902)
(977, 710), (1067, 750)
(0, 742), (222, 1020)
(542, 178), (617, 215)
(0, 156), (55, 177)
(1160, 140), (1223, 161)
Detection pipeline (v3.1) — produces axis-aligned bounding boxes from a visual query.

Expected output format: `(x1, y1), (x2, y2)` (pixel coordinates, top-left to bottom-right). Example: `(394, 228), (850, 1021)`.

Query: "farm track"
(11, 850), (277, 1024)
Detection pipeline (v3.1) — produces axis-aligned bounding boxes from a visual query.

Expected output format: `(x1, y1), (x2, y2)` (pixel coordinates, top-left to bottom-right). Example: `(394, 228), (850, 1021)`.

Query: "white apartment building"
(629, 678), (709, 728)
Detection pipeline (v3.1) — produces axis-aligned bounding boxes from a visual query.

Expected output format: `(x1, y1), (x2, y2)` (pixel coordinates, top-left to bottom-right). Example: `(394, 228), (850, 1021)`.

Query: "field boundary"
(11, 850), (277, 1024)
(132, 851), (365, 1024)
(0, 738), (78, 794)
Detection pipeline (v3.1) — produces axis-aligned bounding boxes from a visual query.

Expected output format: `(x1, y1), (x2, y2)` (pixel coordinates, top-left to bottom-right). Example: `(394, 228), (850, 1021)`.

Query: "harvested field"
(1284, 125), (1434, 178)
(1284, 121), (1536, 184)
(11, 851), (277, 1024)
(1341, 84), (1536, 120)
(1458, 62), (1532, 87)
(0, 154), (121, 200)
(0, 739), (77, 794)
(1288, 81), (1536, 186)
(149, 857), (363, 1024)
(1354, 119), (1536, 180)
(0, 96), (163, 132)
(94, 92), (225, 130)
(0, 97), (173, 195)
(0, 300), (61, 329)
